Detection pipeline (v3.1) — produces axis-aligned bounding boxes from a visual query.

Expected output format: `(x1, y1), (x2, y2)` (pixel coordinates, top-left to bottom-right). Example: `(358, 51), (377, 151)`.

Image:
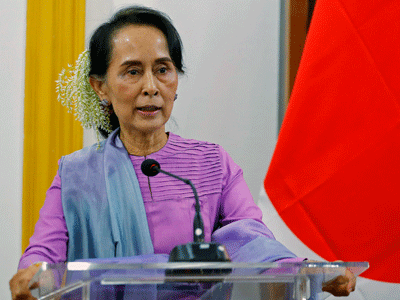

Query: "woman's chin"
(122, 123), (167, 137)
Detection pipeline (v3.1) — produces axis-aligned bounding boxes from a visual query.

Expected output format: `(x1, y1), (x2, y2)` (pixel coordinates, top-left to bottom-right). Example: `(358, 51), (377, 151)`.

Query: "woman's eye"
(128, 69), (139, 75)
(158, 67), (167, 74)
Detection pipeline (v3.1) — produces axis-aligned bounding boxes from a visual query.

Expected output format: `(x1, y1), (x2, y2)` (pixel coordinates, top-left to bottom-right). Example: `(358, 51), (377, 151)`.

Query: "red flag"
(265, 0), (400, 284)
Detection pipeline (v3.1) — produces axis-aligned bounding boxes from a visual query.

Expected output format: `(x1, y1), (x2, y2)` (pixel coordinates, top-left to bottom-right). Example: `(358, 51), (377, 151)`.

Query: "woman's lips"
(137, 105), (161, 116)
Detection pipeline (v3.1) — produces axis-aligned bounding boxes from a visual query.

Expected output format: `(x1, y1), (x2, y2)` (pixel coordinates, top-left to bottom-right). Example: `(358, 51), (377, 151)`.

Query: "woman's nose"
(142, 71), (159, 97)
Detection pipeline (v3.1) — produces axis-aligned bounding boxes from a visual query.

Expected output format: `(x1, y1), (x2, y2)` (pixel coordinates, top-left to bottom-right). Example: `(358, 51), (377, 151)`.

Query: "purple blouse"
(19, 133), (302, 269)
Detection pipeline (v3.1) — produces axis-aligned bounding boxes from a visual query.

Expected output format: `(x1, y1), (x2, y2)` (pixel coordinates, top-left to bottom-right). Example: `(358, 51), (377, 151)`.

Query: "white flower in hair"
(56, 50), (112, 142)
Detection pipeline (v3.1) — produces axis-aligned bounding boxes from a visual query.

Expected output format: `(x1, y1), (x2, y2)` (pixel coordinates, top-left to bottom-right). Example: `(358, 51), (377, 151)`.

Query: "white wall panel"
(0, 0), (26, 298)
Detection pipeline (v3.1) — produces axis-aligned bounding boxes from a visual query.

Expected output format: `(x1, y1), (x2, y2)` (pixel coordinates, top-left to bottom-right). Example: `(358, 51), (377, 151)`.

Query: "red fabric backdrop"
(265, 0), (400, 283)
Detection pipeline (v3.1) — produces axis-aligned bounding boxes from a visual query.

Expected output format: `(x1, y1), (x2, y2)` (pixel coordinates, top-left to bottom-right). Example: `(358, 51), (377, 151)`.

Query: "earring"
(100, 99), (113, 115)
(174, 94), (178, 101)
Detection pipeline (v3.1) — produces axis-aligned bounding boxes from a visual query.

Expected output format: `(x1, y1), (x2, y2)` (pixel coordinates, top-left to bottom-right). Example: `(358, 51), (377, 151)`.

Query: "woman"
(10, 6), (355, 299)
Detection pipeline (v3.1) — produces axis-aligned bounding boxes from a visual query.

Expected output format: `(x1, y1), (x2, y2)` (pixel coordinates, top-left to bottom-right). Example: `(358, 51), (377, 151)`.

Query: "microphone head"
(141, 159), (161, 177)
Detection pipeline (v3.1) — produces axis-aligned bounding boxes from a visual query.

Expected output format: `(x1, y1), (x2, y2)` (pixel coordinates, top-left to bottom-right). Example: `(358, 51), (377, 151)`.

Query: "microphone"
(141, 159), (230, 267)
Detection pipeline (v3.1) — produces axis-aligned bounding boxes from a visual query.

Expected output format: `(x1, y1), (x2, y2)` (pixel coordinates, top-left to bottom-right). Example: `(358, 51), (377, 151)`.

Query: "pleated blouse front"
(129, 133), (263, 254)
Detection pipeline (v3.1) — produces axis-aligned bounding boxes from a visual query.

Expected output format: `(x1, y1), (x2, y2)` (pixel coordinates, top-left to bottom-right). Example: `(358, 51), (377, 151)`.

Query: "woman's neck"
(119, 129), (168, 157)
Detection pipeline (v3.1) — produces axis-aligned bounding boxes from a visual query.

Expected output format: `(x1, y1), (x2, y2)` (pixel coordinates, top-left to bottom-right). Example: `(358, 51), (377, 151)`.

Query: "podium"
(30, 257), (368, 300)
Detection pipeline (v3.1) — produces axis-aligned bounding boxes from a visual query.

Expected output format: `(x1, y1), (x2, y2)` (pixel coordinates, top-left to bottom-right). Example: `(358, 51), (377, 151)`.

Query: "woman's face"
(96, 25), (178, 137)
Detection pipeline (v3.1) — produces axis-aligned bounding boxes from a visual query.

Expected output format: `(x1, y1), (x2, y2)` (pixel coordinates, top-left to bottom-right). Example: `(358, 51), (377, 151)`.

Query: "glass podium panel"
(30, 261), (368, 300)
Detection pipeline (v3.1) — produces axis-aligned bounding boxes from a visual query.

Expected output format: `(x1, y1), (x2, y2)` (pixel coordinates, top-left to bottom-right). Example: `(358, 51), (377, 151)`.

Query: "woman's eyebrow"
(120, 60), (142, 67)
(120, 57), (173, 67)
(155, 57), (173, 64)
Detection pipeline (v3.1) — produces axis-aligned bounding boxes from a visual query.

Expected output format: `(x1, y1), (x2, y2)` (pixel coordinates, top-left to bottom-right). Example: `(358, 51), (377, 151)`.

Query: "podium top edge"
(41, 261), (369, 271)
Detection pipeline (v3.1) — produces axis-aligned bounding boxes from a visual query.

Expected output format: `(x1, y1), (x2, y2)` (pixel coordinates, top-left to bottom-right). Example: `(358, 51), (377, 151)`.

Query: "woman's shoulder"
(59, 140), (106, 166)
(167, 132), (221, 152)
(168, 133), (238, 162)
(160, 133), (232, 171)
(167, 134), (241, 174)
(159, 134), (225, 193)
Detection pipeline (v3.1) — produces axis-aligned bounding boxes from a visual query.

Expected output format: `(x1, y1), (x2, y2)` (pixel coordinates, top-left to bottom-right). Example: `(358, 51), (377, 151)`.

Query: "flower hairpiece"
(56, 49), (112, 142)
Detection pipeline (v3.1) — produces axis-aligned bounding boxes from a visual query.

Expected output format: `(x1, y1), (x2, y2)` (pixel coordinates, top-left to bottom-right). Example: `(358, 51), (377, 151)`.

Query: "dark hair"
(89, 6), (184, 138)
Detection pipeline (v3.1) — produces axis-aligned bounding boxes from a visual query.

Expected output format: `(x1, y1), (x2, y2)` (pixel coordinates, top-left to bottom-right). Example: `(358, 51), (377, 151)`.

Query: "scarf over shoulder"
(59, 130), (154, 261)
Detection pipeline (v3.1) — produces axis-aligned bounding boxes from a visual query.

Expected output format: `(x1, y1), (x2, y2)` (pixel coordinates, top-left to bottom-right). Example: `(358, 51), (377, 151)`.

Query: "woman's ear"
(89, 76), (108, 100)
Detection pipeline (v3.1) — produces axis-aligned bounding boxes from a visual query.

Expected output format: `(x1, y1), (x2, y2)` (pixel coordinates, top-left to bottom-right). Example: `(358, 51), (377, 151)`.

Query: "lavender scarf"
(59, 129), (154, 261)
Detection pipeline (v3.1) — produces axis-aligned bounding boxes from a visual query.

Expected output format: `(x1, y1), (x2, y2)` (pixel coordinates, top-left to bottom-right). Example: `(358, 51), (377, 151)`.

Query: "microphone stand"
(155, 168), (205, 243)
(141, 159), (231, 276)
